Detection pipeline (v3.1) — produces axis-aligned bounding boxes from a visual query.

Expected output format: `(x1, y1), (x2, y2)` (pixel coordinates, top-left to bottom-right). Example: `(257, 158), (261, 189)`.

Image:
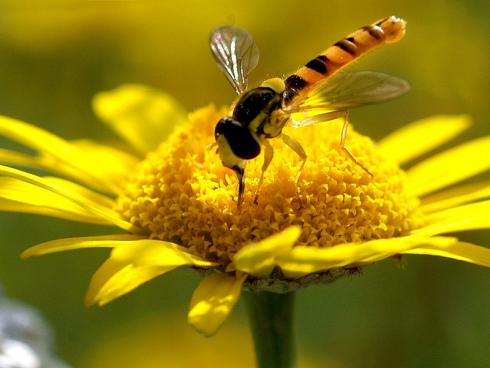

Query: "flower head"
(1, 84), (489, 336)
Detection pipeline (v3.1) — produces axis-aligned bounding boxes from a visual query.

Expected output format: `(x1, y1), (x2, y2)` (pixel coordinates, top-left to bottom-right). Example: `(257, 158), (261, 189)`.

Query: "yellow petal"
(277, 236), (456, 278)
(0, 148), (109, 193)
(85, 256), (129, 306)
(86, 241), (216, 306)
(68, 139), (138, 192)
(188, 273), (246, 337)
(407, 136), (490, 196)
(0, 115), (134, 194)
(0, 165), (139, 232)
(130, 241), (217, 268)
(0, 178), (110, 225)
(377, 115), (471, 165)
(91, 264), (168, 306)
(0, 149), (43, 168)
(0, 175), (115, 216)
(401, 241), (490, 267)
(0, 197), (108, 224)
(21, 234), (145, 258)
(420, 180), (490, 213)
(93, 84), (186, 154)
(413, 200), (490, 236)
(45, 176), (116, 209)
(233, 226), (302, 278)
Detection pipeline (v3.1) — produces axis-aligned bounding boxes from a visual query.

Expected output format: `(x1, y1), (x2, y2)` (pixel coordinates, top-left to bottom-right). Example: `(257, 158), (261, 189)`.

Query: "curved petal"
(401, 241), (490, 267)
(93, 84), (187, 154)
(0, 149), (45, 168)
(84, 255), (130, 306)
(188, 273), (246, 337)
(0, 165), (139, 232)
(277, 236), (456, 278)
(407, 136), (490, 196)
(21, 234), (145, 258)
(89, 264), (168, 306)
(233, 226), (301, 277)
(0, 148), (125, 195)
(85, 241), (216, 306)
(377, 115), (471, 166)
(420, 180), (490, 213)
(45, 177), (116, 209)
(0, 116), (136, 194)
(413, 200), (490, 236)
(0, 177), (111, 225)
(0, 197), (109, 224)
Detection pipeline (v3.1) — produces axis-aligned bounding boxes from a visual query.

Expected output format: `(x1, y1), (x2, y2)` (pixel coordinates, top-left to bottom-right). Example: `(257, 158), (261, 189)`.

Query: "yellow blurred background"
(0, 1), (488, 367)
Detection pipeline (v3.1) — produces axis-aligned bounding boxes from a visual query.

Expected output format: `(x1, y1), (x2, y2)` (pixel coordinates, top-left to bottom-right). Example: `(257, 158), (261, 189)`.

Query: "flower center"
(116, 106), (422, 264)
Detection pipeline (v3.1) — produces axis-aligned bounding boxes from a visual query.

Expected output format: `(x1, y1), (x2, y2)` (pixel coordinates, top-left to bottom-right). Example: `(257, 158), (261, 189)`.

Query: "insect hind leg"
(298, 110), (372, 177)
(338, 111), (373, 177)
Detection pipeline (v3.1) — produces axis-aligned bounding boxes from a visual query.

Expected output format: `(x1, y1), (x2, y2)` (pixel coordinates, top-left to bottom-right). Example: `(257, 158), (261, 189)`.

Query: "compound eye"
(214, 117), (261, 160)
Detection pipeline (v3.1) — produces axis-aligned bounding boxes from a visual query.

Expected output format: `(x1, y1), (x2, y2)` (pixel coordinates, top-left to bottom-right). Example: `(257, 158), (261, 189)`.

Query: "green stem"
(244, 291), (296, 368)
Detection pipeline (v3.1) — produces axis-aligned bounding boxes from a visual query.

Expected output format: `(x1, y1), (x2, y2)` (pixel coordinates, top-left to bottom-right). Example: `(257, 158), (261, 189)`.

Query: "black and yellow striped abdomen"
(283, 16), (407, 106)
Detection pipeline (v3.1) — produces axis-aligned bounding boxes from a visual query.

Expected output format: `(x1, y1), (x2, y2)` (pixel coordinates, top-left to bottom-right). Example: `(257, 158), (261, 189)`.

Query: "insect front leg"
(230, 164), (246, 209)
(207, 142), (218, 151)
(281, 133), (307, 184)
(254, 140), (274, 204)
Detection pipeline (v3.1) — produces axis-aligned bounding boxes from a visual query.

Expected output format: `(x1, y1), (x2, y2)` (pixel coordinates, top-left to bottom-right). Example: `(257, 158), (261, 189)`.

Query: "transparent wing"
(210, 25), (260, 95)
(296, 71), (410, 113)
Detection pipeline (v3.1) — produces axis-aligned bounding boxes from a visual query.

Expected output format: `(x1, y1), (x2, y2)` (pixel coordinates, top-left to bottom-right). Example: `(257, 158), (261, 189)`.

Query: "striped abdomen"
(283, 16), (407, 106)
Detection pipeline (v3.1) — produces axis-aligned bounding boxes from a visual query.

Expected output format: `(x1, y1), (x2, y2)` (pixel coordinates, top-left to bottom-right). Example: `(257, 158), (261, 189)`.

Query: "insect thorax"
(232, 84), (287, 139)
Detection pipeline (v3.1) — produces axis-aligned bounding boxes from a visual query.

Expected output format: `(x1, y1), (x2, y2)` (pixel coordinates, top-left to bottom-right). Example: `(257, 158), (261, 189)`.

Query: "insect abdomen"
(283, 16), (407, 106)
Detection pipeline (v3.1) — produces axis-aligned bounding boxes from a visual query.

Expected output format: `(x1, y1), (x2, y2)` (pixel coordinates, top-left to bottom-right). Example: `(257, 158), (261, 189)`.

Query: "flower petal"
(21, 234), (145, 258)
(93, 84), (187, 154)
(69, 139), (138, 190)
(188, 273), (246, 337)
(413, 200), (490, 236)
(0, 148), (44, 168)
(0, 197), (108, 224)
(86, 241), (216, 306)
(0, 116), (135, 194)
(45, 176), (116, 209)
(377, 115), (471, 165)
(0, 165), (139, 232)
(277, 236), (456, 278)
(90, 264), (168, 307)
(407, 136), (490, 196)
(0, 178), (110, 225)
(233, 226), (302, 277)
(84, 256), (130, 306)
(0, 148), (109, 192)
(401, 241), (490, 267)
(420, 180), (490, 213)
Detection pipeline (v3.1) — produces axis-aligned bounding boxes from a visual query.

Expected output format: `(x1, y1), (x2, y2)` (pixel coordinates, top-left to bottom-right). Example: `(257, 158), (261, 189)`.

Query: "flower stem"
(244, 291), (296, 368)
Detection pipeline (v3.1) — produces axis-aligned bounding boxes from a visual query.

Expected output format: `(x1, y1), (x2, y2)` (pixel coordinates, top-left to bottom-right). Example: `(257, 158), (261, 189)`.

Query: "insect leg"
(337, 111), (373, 177)
(207, 142), (218, 151)
(253, 140), (274, 204)
(231, 165), (246, 209)
(281, 133), (307, 183)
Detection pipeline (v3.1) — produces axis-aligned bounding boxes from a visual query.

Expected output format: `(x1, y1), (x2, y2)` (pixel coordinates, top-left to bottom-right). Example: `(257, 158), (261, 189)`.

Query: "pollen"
(116, 106), (422, 265)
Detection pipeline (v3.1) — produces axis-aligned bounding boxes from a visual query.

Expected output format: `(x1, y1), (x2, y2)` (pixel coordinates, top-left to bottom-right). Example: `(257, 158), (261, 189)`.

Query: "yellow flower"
(1, 84), (489, 337)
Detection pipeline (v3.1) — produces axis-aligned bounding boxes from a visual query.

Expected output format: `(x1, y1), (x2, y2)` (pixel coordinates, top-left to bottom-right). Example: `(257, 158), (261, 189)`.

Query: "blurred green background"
(0, 0), (489, 367)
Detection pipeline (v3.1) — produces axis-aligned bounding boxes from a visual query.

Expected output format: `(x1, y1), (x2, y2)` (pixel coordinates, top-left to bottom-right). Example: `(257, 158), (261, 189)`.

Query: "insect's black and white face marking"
(214, 117), (261, 160)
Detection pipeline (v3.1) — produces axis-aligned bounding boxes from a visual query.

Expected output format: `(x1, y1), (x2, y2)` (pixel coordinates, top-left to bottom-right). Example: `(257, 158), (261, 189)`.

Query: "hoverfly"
(211, 16), (409, 207)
